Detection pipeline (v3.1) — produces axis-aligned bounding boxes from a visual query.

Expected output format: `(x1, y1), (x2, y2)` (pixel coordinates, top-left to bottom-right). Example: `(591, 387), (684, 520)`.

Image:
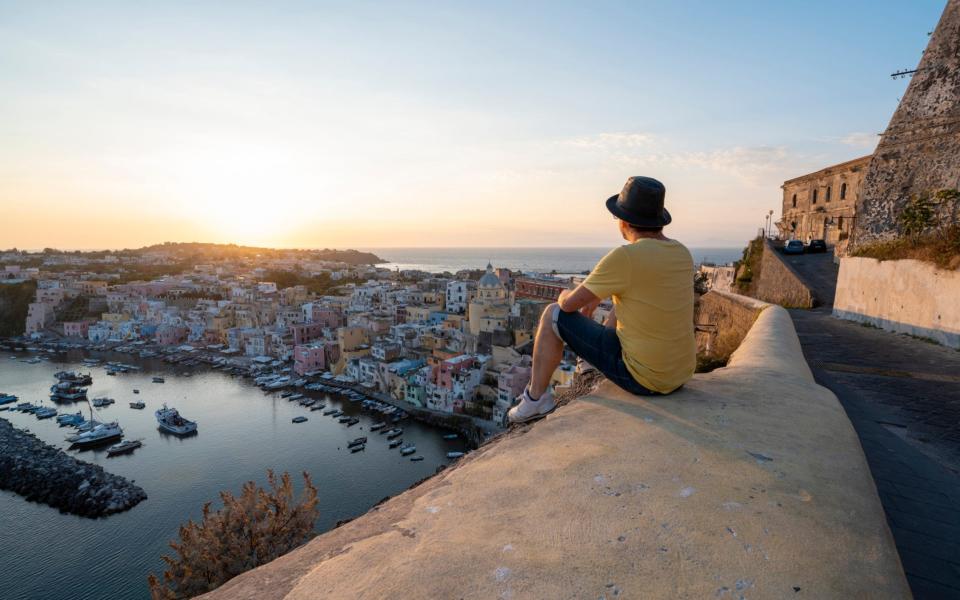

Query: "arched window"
(826, 186), (831, 202)
(812, 189), (818, 204)
(792, 194), (797, 208)
(840, 183), (847, 200)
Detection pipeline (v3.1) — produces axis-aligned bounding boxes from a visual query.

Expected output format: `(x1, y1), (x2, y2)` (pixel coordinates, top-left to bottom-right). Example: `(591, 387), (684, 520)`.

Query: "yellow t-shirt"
(582, 239), (695, 393)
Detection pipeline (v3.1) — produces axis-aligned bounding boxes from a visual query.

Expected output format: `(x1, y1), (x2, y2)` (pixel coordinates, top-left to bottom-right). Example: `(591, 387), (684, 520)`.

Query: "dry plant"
(148, 470), (319, 599)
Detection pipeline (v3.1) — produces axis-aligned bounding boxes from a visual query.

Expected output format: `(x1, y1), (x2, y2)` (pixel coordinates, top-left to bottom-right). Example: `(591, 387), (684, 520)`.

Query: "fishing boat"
(16, 402), (38, 413)
(129, 400), (146, 409)
(155, 404), (198, 435)
(50, 382), (88, 401)
(106, 439), (142, 456)
(410, 456), (424, 461)
(91, 397), (115, 407)
(349, 444), (365, 453)
(70, 422), (123, 448)
(400, 445), (417, 456)
(348, 437), (367, 447)
(292, 416), (308, 423)
(152, 376), (165, 383)
(345, 417), (359, 426)
(386, 428), (403, 439)
(446, 451), (465, 459)
(369, 422), (386, 431)
(322, 408), (338, 416)
(57, 411), (84, 426)
(388, 439), (403, 448)
(35, 407), (58, 419)
(0, 393), (17, 405)
(289, 393), (304, 401)
(310, 403), (326, 411)
(54, 371), (93, 386)
(280, 391), (293, 398)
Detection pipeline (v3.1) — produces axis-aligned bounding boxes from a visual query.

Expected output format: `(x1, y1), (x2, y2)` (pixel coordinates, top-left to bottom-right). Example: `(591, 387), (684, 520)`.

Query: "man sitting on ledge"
(508, 176), (696, 423)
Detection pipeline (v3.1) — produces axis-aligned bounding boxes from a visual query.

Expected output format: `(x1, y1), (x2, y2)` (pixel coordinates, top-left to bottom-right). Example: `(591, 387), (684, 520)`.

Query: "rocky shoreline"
(0, 418), (147, 517)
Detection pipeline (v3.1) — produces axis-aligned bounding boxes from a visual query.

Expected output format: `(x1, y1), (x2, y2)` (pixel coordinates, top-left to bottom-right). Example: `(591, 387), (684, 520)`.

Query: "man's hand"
(557, 284), (602, 314)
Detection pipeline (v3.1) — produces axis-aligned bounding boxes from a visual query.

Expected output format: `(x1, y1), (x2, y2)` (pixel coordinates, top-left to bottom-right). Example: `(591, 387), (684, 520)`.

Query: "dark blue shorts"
(554, 308), (660, 396)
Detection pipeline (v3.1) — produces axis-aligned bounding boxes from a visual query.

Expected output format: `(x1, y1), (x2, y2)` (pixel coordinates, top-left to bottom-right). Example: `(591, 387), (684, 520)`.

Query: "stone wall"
(852, 0), (960, 249)
(695, 290), (766, 367)
(751, 240), (816, 308)
(834, 256), (960, 348)
(201, 303), (908, 600)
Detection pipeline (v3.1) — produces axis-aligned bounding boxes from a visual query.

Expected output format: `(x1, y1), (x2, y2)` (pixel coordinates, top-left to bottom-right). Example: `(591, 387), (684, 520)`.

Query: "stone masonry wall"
(695, 291), (766, 366)
(753, 241), (816, 308)
(852, 0), (960, 249)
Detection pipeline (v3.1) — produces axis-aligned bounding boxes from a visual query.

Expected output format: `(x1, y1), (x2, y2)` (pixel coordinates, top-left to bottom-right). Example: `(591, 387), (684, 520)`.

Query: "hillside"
(0, 281), (36, 337)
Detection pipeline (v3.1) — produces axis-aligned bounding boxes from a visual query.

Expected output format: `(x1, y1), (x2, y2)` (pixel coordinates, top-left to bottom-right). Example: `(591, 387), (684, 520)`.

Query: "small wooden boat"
(292, 416), (308, 423)
(107, 439), (142, 456)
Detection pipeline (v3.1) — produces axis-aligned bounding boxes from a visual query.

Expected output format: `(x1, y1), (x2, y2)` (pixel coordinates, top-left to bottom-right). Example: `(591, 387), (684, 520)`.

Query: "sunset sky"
(0, 1), (944, 250)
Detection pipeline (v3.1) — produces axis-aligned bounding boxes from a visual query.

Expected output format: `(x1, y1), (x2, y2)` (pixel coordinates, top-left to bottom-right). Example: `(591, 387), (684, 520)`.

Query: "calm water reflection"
(0, 350), (464, 600)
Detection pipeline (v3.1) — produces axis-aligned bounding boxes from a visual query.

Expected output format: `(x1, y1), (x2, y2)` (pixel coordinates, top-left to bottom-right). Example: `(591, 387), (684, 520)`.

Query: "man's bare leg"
(528, 303), (564, 399)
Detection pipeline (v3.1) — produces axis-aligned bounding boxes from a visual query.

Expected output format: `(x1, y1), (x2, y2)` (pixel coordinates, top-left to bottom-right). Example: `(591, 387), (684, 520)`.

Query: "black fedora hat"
(605, 176), (671, 228)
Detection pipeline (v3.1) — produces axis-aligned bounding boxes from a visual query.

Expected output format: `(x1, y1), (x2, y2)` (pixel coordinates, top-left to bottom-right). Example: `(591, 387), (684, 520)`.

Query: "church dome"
(478, 263), (503, 289)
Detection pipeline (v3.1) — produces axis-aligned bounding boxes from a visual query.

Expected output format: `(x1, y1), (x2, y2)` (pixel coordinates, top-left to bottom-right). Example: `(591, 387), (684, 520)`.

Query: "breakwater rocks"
(0, 418), (147, 517)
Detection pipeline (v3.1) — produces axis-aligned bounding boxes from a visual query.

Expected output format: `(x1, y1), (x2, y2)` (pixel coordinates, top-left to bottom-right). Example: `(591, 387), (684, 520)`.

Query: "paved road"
(784, 252), (960, 599)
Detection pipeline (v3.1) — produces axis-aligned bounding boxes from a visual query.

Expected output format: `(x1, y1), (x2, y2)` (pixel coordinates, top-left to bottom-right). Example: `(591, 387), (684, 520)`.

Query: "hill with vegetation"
(0, 281), (36, 337)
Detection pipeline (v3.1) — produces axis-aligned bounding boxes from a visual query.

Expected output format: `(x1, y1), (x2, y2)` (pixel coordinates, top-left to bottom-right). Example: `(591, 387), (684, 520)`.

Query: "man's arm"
(557, 284), (602, 317)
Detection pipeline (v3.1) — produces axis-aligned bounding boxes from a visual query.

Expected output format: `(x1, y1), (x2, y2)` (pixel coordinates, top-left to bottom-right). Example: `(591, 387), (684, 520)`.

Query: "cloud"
(561, 132), (655, 150)
(837, 131), (879, 148)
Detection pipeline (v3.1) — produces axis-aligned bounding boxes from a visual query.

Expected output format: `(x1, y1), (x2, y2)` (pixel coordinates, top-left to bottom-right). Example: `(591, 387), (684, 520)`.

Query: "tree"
(898, 193), (935, 242)
(148, 471), (319, 599)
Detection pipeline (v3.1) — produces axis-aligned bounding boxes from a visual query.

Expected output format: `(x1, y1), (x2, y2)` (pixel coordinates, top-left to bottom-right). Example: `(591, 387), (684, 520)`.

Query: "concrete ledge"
(203, 299), (908, 599)
(835, 256), (960, 349)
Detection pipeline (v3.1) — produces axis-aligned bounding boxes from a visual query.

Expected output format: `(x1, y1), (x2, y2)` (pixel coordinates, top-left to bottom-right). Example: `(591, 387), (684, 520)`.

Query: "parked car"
(782, 240), (805, 255)
(806, 239), (827, 253)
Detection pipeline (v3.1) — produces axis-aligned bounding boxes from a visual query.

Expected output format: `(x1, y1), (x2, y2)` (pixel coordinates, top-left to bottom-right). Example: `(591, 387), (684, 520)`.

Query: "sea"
(0, 352), (466, 600)
(363, 246), (741, 274)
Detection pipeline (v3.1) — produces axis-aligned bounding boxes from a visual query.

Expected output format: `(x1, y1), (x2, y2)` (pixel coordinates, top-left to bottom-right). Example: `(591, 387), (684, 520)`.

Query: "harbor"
(0, 348), (467, 600)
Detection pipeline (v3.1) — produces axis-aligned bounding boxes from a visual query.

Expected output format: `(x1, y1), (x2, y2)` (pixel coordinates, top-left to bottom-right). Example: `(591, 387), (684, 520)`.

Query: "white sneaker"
(507, 388), (557, 424)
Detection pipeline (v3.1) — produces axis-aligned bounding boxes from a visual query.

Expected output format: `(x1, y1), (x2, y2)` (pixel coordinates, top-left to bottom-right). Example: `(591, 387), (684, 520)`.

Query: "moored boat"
(386, 428), (403, 439)
(446, 451), (465, 459)
(106, 439), (142, 456)
(400, 444), (417, 456)
(70, 422), (123, 448)
(129, 400), (146, 409)
(152, 376), (165, 383)
(388, 439), (403, 448)
(410, 455), (424, 461)
(155, 404), (198, 435)
(349, 443), (365, 453)
(348, 437), (367, 447)
(292, 416), (308, 423)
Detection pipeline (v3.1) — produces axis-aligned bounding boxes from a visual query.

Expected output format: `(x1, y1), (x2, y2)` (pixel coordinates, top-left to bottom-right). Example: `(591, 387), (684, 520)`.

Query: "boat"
(129, 400), (146, 409)
(337, 415), (352, 423)
(446, 451), (465, 459)
(388, 439), (403, 448)
(54, 371), (93, 386)
(350, 444), (365, 453)
(369, 422), (386, 431)
(91, 397), (115, 407)
(35, 407), (58, 419)
(386, 428), (403, 439)
(132, 389), (140, 394)
(322, 408), (338, 415)
(107, 439), (142, 456)
(70, 422), (123, 448)
(0, 393), (17, 405)
(348, 437), (367, 447)
(310, 403), (326, 411)
(400, 445), (417, 456)
(152, 376), (165, 383)
(410, 456), (424, 461)
(345, 417), (359, 426)
(16, 402), (38, 413)
(292, 416), (308, 423)
(57, 411), (84, 426)
(289, 393), (304, 401)
(442, 433), (458, 440)
(155, 404), (198, 435)
(50, 382), (88, 401)
(280, 391), (293, 398)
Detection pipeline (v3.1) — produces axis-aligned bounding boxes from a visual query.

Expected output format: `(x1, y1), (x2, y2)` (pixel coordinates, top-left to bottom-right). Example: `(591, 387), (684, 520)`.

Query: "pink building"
(498, 363), (532, 404)
(294, 343), (327, 375)
(437, 355), (476, 390)
(155, 325), (189, 346)
(63, 321), (90, 339)
(290, 322), (326, 346)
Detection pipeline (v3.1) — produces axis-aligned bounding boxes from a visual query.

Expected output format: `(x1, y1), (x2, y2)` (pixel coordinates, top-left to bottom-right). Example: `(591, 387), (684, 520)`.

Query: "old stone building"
(852, 0), (960, 250)
(778, 155), (872, 245)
